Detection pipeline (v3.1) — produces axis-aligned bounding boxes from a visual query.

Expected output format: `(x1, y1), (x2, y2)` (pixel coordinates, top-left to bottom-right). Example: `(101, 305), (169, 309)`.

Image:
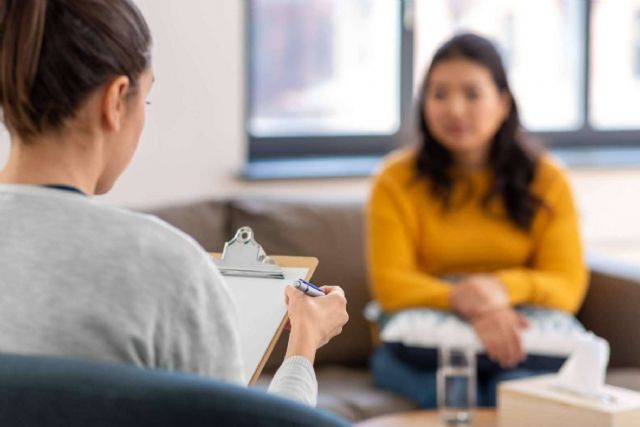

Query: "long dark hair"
(415, 33), (543, 231)
(0, 0), (151, 141)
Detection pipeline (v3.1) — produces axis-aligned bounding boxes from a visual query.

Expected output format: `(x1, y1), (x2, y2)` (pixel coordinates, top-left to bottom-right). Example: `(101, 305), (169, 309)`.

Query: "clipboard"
(211, 227), (318, 385)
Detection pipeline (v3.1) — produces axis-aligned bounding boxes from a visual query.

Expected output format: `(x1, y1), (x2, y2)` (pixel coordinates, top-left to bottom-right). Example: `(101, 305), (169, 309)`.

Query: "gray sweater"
(0, 184), (316, 405)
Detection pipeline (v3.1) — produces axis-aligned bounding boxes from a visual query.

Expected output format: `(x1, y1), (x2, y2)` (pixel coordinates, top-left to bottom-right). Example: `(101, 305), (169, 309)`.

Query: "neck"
(453, 147), (490, 173)
(0, 132), (104, 196)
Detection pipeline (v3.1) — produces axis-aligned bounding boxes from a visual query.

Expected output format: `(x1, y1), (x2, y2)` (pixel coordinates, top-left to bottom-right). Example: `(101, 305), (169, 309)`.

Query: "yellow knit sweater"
(367, 148), (588, 314)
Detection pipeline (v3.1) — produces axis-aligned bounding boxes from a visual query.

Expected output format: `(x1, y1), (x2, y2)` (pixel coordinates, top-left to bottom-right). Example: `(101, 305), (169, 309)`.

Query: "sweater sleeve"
(495, 168), (588, 314)
(267, 356), (318, 406)
(367, 174), (453, 312)
(165, 252), (246, 383)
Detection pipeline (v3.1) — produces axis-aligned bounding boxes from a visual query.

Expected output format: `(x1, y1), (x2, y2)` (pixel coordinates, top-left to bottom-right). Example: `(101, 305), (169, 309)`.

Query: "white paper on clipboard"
(223, 266), (309, 384)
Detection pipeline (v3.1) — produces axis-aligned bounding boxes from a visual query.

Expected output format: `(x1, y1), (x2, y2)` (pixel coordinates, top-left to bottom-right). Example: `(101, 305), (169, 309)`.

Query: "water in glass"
(437, 347), (476, 424)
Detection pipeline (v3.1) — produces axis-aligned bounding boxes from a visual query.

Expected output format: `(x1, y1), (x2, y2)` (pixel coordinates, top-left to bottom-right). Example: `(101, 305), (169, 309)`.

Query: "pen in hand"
(294, 278), (325, 297)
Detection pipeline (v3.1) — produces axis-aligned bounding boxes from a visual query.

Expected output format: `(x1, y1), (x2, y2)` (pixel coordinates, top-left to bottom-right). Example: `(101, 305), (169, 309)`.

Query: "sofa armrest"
(578, 255), (640, 368)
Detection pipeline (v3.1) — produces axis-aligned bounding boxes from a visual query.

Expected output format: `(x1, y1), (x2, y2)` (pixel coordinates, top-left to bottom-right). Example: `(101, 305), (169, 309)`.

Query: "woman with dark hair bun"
(367, 33), (587, 407)
(0, 0), (348, 407)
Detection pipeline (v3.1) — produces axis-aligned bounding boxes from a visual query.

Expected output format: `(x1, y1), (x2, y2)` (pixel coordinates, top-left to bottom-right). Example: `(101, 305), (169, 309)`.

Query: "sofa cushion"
(147, 200), (229, 252)
(606, 368), (640, 392)
(229, 196), (373, 368)
(314, 366), (417, 421)
(579, 267), (640, 368)
(256, 366), (416, 422)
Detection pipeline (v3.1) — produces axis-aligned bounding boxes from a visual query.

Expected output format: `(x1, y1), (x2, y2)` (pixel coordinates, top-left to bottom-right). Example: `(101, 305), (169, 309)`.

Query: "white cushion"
(379, 306), (588, 357)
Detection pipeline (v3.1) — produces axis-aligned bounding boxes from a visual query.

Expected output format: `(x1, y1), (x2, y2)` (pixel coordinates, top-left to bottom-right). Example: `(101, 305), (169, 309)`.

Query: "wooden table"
(355, 409), (496, 427)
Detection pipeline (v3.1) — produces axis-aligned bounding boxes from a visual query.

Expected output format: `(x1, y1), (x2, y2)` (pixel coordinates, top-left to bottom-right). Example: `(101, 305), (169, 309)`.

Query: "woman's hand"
(471, 307), (529, 368)
(284, 285), (349, 363)
(450, 274), (509, 319)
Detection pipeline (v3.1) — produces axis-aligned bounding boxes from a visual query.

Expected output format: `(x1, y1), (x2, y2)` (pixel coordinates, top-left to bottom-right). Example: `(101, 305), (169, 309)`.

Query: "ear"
(499, 91), (512, 121)
(102, 76), (131, 132)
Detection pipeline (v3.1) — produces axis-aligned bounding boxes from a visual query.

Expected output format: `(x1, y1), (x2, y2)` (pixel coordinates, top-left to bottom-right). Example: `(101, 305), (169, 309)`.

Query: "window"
(250, 0), (401, 137)
(246, 0), (412, 161)
(590, 0), (640, 129)
(245, 0), (640, 175)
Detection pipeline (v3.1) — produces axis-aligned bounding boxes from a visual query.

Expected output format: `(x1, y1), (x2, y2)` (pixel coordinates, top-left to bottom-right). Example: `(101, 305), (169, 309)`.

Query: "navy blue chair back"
(0, 353), (351, 427)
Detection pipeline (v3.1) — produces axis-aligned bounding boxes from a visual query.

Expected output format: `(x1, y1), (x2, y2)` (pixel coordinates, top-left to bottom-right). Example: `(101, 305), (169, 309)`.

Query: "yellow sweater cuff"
(495, 269), (534, 306)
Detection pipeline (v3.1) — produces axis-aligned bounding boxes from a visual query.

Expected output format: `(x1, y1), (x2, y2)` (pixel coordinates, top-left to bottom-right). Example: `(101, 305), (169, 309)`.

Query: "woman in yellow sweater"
(367, 33), (588, 407)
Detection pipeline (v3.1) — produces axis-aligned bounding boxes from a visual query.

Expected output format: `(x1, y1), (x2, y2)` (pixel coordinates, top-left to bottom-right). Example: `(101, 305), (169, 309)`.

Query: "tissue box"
(498, 375), (640, 427)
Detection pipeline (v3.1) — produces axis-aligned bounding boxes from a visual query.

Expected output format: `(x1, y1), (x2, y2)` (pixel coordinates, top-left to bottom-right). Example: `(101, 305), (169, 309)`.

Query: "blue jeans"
(371, 345), (553, 408)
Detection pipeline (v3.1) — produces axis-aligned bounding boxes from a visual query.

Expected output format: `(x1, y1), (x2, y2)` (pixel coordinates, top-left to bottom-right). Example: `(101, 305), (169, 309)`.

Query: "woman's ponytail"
(0, 0), (151, 142)
(0, 0), (48, 138)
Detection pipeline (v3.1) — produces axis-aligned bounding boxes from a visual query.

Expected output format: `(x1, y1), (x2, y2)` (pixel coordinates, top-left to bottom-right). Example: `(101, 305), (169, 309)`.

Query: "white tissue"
(555, 332), (610, 396)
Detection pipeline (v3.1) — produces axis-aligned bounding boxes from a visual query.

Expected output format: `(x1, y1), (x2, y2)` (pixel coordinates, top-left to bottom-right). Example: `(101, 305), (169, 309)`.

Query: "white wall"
(0, 128), (8, 167)
(111, 0), (246, 208)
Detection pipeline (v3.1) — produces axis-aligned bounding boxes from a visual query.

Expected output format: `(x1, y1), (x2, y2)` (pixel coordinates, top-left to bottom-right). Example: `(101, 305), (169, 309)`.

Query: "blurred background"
(1, 0), (639, 262)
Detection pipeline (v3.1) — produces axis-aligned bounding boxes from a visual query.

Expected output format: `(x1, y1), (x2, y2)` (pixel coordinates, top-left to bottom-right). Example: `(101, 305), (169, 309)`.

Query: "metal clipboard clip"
(213, 226), (285, 279)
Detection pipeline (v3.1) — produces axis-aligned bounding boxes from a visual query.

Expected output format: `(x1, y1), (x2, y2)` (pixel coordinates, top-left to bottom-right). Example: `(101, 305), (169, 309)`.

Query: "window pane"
(414, 0), (585, 131)
(590, 0), (640, 130)
(249, 0), (401, 137)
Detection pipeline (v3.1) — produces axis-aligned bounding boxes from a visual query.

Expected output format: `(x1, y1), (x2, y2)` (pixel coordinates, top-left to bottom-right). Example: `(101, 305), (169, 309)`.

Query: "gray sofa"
(148, 195), (640, 423)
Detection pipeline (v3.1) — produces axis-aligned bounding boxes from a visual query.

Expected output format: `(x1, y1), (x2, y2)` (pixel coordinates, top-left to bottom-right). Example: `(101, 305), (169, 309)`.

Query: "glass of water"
(437, 346), (476, 424)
